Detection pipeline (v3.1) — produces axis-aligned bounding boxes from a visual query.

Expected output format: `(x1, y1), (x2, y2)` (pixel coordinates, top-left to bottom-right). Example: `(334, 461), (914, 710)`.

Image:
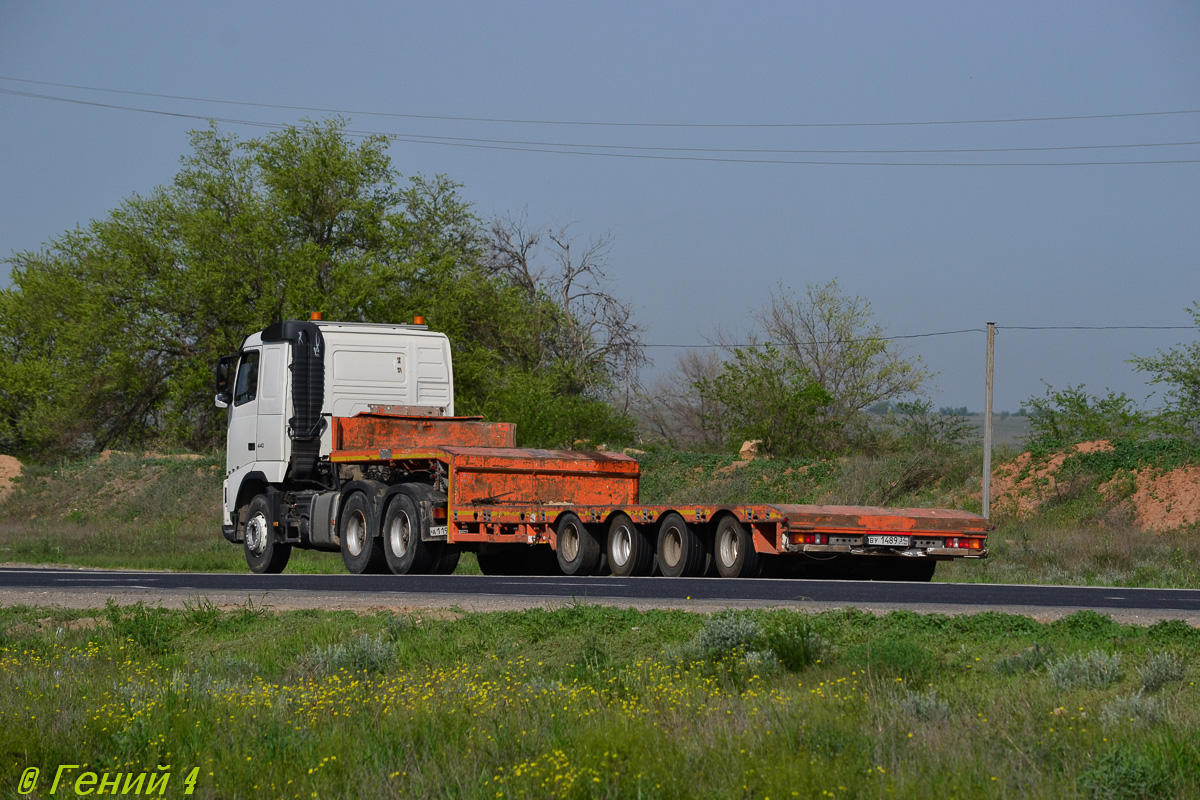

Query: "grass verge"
(1, 605), (1197, 799)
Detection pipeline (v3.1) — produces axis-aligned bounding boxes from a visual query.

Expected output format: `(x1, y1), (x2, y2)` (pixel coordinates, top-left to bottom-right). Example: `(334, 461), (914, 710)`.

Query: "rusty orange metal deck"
(328, 413), (988, 554)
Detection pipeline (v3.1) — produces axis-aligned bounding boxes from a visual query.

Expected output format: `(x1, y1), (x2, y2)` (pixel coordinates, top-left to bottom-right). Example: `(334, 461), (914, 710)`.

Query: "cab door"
(226, 348), (260, 475)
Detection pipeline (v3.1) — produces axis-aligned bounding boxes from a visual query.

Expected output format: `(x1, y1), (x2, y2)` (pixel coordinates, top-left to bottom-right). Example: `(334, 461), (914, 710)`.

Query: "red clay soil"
(1101, 466), (1200, 532)
(0, 455), (22, 503)
(990, 440), (1114, 517)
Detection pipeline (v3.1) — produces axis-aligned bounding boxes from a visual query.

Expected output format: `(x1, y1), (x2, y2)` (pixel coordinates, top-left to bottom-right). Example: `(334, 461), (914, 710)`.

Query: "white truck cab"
(215, 319), (454, 545)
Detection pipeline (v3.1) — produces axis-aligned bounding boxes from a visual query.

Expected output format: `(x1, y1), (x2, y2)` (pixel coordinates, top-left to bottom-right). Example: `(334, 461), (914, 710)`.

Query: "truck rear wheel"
(657, 512), (707, 578)
(381, 490), (438, 575)
(607, 513), (654, 577)
(243, 495), (291, 574)
(555, 512), (603, 576)
(340, 492), (387, 574)
(713, 516), (760, 578)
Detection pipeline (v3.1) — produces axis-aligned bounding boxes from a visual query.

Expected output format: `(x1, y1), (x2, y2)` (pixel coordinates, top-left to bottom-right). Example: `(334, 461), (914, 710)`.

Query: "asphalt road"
(3, 567), (1200, 622)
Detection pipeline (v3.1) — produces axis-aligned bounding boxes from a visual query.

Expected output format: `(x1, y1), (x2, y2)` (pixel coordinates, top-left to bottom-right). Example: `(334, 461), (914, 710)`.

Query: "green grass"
(1, 605), (1198, 799)
(2, 446), (1199, 587)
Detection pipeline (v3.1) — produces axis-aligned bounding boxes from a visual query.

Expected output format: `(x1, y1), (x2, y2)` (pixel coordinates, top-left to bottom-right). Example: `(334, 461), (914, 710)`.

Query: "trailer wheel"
(657, 512), (707, 578)
(427, 544), (461, 575)
(555, 512), (603, 576)
(381, 491), (437, 575)
(607, 513), (653, 577)
(340, 492), (387, 574)
(243, 495), (291, 574)
(713, 516), (760, 578)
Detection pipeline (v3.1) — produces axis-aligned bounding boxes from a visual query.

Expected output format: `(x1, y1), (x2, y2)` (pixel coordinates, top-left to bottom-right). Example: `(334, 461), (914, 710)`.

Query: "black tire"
(339, 492), (387, 574)
(656, 512), (707, 578)
(428, 544), (461, 575)
(712, 516), (761, 578)
(606, 513), (654, 577)
(381, 489), (438, 575)
(555, 512), (603, 576)
(243, 494), (291, 574)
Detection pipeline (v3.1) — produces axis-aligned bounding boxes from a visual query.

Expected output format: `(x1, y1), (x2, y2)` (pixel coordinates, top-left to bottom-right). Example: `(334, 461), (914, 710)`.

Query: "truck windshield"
(234, 351), (260, 406)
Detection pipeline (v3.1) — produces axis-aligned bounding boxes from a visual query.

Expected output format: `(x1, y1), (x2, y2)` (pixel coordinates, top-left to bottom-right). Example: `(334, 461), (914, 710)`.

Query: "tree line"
(2, 119), (1196, 460)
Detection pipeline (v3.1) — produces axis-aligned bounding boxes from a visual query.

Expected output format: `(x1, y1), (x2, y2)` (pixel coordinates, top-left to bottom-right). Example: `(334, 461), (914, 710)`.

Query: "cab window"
(234, 351), (260, 406)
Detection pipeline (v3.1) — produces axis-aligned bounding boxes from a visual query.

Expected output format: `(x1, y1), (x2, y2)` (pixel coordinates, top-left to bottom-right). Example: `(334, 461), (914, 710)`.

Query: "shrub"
(995, 642), (1055, 675)
(1024, 382), (1154, 451)
(743, 649), (781, 674)
(1138, 652), (1185, 692)
(697, 611), (760, 658)
(104, 600), (181, 655)
(307, 635), (395, 674)
(761, 623), (829, 672)
(1077, 749), (1171, 800)
(899, 688), (950, 722)
(1049, 649), (1122, 690)
(383, 613), (410, 642)
(1100, 690), (1164, 727)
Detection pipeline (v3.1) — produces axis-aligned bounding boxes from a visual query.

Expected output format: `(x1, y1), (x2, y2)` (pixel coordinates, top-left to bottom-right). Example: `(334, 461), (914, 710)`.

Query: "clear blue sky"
(2, 1), (1197, 411)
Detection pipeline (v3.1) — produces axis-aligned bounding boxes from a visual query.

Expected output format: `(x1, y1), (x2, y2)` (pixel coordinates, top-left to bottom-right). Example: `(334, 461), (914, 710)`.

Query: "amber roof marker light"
(310, 311), (323, 321)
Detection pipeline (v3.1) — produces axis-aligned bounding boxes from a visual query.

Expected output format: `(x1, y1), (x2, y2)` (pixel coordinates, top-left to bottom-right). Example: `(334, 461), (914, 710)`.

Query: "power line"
(376, 130), (1200, 156)
(4, 87), (1199, 167)
(646, 325), (1194, 349)
(3, 74), (1199, 129)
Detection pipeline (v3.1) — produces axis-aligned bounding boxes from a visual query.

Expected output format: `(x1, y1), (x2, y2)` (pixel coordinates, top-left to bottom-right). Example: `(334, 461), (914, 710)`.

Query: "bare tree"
(640, 278), (931, 451)
(488, 214), (648, 408)
(753, 279), (931, 437)
(635, 350), (727, 449)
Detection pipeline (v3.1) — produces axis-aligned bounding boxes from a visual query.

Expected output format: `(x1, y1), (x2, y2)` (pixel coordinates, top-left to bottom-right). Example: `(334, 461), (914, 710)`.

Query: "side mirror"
(215, 354), (237, 408)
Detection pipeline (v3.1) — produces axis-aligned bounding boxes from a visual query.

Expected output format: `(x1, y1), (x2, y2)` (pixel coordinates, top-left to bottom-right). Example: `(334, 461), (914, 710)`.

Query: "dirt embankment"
(1101, 466), (1200, 532)
(990, 441), (1114, 517)
(0, 455), (22, 503)
(991, 440), (1200, 531)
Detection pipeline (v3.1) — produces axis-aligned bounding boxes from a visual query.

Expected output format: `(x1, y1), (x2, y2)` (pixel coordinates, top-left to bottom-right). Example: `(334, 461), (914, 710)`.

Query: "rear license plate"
(429, 525), (448, 539)
(866, 535), (910, 546)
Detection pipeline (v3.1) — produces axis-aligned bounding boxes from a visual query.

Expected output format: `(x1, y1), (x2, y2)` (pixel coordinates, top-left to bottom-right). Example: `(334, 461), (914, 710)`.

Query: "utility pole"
(982, 322), (995, 519)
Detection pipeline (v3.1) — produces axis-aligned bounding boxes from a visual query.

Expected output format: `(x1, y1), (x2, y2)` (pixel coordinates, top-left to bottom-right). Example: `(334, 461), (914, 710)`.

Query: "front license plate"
(866, 535), (910, 546)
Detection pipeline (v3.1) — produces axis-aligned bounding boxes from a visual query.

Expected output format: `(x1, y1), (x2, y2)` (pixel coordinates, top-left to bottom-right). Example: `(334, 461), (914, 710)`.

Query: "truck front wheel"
(243, 495), (291, 574)
(657, 512), (707, 578)
(713, 516), (760, 578)
(340, 492), (387, 574)
(381, 490), (437, 575)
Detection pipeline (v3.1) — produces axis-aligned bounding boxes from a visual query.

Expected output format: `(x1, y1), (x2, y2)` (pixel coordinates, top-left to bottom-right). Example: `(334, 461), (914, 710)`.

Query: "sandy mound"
(0, 455), (22, 503)
(990, 440), (1113, 516)
(1100, 466), (1200, 532)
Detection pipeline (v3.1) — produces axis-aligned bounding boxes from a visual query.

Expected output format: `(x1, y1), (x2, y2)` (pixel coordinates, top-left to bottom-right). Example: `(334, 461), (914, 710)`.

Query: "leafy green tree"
(752, 280), (931, 447)
(1023, 382), (1153, 449)
(0, 119), (637, 456)
(1129, 302), (1200, 438)
(694, 343), (835, 457)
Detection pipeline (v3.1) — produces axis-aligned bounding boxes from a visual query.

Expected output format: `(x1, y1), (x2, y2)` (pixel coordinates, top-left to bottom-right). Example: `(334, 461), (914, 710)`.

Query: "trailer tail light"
(796, 533), (827, 545)
(945, 537), (983, 550)
(432, 506), (447, 520)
